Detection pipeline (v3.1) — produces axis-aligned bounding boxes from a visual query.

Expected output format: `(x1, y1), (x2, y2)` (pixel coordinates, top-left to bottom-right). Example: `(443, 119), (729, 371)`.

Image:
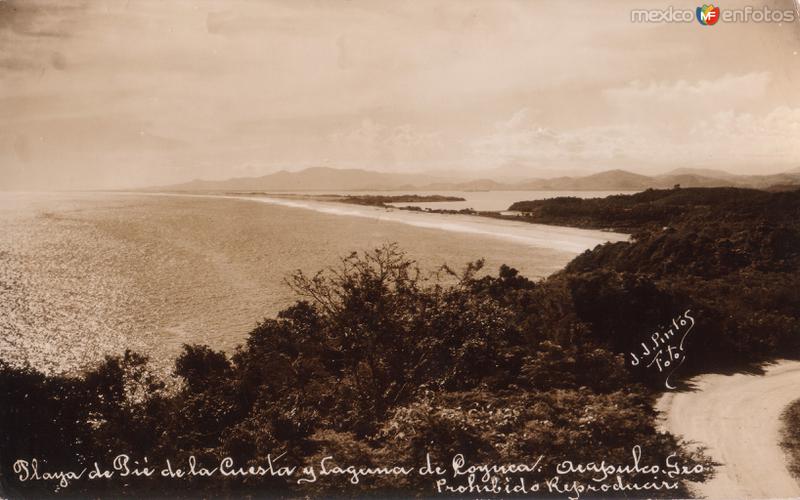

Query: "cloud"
(603, 72), (772, 122)
(606, 72), (771, 103)
(471, 108), (632, 166)
(468, 73), (797, 171)
(691, 106), (800, 163)
(0, 0), (84, 38)
(471, 104), (800, 171)
(2, 2), (799, 188)
(0, 57), (42, 72)
(327, 119), (447, 167)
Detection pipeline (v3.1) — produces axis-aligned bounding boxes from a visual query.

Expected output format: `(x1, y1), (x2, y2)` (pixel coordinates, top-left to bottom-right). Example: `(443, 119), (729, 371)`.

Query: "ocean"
(282, 189), (637, 212)
(0, 192), (627, 375)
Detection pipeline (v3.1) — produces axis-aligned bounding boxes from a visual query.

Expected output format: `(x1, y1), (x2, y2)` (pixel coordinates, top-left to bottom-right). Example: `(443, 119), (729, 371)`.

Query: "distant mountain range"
(154, 166), (800, 192)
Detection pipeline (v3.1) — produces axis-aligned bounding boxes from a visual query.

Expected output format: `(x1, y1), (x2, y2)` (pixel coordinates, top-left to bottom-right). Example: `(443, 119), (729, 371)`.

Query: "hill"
(660, 167), (740, 180)
(161, 167), (447, 192)
(154, 166), (800, 193)
(519, 169), (659, 190)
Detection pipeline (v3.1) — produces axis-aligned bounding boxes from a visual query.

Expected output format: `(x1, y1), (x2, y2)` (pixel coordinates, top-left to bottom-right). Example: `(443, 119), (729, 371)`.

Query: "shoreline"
(0, 191), (602, 376)
(123, 191), (630, 254)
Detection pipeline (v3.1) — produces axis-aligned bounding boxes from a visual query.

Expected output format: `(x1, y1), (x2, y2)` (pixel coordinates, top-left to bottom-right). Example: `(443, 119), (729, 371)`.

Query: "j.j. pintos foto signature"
(629, 309), (695, 389)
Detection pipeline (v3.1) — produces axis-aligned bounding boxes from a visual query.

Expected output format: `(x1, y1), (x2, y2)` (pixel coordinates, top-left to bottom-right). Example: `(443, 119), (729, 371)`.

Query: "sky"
(1, 0), (800, 190)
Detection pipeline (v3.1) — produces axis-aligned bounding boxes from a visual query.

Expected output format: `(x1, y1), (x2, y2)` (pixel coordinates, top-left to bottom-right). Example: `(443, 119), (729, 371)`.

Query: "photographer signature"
(629, 309), (695, 389)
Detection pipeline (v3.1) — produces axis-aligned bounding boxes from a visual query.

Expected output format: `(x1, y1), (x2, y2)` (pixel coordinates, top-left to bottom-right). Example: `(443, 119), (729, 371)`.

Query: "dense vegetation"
(3, 187), (799, 498)
(336, 194), (465, 207)
(508, 186), (786, 232)
(781, 399), (800, 480)
(220, 193), (465, 207)
(560, 187), (800, 372)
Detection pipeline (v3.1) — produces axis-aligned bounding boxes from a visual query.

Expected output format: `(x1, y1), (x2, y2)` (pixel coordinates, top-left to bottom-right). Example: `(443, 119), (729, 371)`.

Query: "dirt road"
(657, 360), (800, 499)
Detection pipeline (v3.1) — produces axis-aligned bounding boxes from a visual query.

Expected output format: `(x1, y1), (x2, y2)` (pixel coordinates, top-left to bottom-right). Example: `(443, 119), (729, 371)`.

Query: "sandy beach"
(139, 192), (630, 254)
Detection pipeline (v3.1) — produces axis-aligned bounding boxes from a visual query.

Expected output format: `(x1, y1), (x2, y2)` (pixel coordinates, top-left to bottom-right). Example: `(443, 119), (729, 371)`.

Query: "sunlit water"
(282, 189), (637, 211)
(387, 190), (638, 211)
(0, 192), (627, 375)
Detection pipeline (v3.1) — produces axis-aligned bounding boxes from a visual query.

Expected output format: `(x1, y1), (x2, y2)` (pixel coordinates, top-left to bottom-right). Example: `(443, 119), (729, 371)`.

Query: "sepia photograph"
(1, 0), (800, 498)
